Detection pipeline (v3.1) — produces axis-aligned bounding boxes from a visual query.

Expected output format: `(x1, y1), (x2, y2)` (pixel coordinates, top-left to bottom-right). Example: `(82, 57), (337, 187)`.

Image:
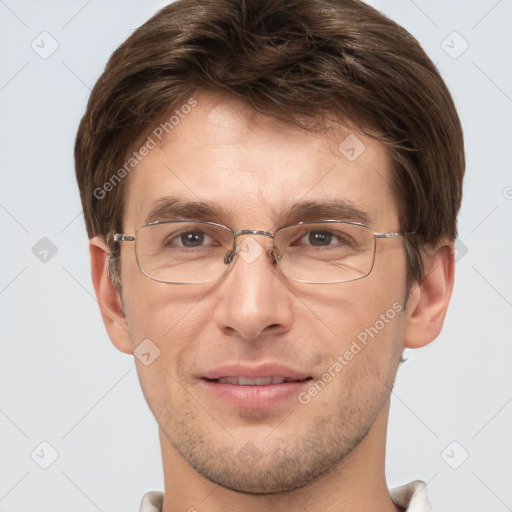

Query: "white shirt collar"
(389, 480), (433, 511)
(140, 480), (433, 512)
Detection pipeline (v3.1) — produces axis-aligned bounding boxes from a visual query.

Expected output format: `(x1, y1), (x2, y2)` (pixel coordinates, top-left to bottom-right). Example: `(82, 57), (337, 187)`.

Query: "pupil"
(181, 231), (204, 247)
(309, 231), (332, 246)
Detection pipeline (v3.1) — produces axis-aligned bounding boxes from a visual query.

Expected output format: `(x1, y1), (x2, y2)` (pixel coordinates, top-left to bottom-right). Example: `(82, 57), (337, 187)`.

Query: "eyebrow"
(145, 196), (229, 224)
(144, 196), (372, 227)
(278, 200), (371, 226)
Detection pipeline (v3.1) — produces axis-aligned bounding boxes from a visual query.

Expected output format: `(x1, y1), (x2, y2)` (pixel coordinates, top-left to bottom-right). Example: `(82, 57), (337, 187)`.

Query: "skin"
(90, 90), (455, 512)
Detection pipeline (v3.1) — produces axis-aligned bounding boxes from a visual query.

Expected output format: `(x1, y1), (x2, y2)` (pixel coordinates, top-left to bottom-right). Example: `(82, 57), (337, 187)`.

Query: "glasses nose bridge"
(223, 229), (279, 266)
(233, 229), (277, 253)
(233, 228), (275, 241)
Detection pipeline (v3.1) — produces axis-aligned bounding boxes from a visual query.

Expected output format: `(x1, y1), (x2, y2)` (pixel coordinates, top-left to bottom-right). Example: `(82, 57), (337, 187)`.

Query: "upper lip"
(202, 363), (311, 381)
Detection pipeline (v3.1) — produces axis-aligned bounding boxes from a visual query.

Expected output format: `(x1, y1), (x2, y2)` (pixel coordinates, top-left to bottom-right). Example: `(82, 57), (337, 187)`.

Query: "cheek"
(120, 243), (206, 338)
(296, 270), (405, 347)
(124, 286), (210, 347)
(290, 250), (407, 394)
(124, 288), (209, 415)
(313, 301), (405, 405)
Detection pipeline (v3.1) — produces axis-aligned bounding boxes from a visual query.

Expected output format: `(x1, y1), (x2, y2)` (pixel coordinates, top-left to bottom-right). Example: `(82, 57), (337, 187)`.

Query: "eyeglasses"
(113, 220), (413, 284)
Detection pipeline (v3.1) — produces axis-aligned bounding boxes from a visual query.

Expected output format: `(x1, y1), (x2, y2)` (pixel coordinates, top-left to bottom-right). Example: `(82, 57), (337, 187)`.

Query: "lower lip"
(201, 379), (311, 410)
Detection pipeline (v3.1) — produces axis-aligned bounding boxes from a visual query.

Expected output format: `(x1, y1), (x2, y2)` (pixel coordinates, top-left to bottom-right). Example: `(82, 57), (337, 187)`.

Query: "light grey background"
(0, 1), (511, 511)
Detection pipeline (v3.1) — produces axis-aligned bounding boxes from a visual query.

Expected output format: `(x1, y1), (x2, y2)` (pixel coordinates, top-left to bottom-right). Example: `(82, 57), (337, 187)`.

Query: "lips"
(202, 362), (311, 381)
(200, 363), (313, 409)
(215, 376), (306, 385)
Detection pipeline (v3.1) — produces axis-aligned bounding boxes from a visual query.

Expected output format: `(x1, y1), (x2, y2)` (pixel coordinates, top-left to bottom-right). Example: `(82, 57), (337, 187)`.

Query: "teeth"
(252, 377), (273, 385)
(216, 376), (296, 385)
(218, 377), (239, 385)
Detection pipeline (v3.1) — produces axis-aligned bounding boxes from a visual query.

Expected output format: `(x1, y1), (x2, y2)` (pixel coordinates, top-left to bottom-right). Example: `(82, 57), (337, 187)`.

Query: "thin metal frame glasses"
(113, 219), (413, 285)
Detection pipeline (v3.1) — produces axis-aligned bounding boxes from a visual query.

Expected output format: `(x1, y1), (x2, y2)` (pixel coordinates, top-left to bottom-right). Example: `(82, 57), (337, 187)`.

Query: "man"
(74, 0), (464, 510)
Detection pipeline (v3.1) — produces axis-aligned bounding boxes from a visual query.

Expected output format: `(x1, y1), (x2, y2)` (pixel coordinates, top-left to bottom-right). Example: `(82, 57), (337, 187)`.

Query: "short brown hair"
(74, 0), (465, 286)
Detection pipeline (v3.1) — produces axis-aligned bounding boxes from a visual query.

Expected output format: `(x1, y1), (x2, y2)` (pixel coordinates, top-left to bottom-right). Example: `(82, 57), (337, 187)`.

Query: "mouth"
(200, 364), (313, 409)
(205, 376), (312, 385)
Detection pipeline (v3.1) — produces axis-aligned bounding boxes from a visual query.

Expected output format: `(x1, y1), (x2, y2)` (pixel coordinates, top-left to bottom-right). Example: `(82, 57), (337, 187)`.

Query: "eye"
(280, 223), (363, 252)
(299, 229), (353, 247)
(305, 230), (336, 246)
(165, 230), (215, 248)
(179, 230), (207, 247)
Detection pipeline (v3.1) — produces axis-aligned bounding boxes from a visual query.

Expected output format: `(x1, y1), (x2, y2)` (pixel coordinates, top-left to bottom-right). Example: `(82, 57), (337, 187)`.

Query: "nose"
(213, 235), (293, 342)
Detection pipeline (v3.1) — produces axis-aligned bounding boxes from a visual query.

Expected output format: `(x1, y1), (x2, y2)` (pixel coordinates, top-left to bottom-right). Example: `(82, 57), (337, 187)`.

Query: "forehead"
(122, 90), (398, 231)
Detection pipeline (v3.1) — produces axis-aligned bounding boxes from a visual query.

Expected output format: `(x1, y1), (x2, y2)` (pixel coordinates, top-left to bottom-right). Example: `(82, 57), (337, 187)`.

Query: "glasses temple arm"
(373, 232), (415, 239)
(113, 234), (135, 242)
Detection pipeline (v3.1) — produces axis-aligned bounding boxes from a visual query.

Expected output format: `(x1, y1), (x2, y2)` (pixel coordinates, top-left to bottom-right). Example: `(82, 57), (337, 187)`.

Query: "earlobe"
(89, 236), (134, 355)
(403, 242), (455, 349)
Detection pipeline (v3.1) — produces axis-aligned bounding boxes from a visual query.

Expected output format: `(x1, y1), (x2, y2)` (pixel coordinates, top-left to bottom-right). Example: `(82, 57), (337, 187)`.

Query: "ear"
(89, 236), (133, 354)
(403, 241), (455, 348)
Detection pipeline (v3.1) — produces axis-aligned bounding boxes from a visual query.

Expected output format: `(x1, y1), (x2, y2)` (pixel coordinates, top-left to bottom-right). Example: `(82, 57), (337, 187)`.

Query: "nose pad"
(224, 245), (281, 267)
(268, 247), (282, 265)
(224, 249), (236, 265)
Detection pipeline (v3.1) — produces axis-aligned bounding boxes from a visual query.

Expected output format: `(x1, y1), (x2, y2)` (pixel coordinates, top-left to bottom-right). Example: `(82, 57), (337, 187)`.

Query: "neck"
(159, 402), (400, 512)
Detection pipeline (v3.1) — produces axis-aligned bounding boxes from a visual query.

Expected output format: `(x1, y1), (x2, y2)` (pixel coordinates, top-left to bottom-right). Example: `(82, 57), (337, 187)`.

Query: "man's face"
(119, 91), (410, 493)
